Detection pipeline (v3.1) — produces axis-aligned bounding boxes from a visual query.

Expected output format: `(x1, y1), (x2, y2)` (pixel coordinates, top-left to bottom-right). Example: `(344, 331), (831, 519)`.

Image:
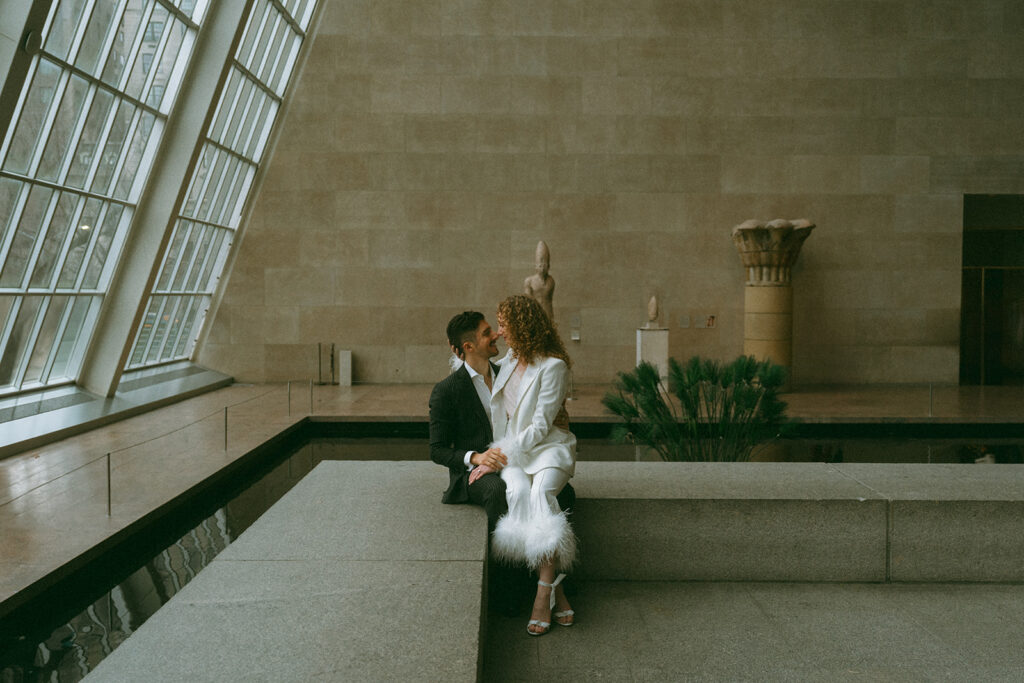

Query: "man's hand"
(470, 447), (507, 471)
(469, 465), (494, 484)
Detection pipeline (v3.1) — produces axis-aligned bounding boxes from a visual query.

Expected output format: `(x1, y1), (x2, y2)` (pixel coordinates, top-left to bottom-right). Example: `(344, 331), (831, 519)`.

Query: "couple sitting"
(429, 295), (578, 636)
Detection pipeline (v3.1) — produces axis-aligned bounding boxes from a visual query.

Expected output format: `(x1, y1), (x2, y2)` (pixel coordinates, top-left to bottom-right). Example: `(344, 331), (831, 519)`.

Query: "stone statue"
(643, 295), (659, 328)
(523, 240), (555, 321)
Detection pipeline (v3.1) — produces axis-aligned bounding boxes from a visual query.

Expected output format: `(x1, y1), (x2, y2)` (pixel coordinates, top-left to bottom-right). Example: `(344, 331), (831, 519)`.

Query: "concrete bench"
(572, 462), (1024, 583)
(87, 461), (487, 682)
(89, 461), (1024, 681)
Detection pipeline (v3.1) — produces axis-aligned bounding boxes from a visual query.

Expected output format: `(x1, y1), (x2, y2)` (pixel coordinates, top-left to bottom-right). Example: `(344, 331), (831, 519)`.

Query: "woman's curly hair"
(497, 295), (572, 368)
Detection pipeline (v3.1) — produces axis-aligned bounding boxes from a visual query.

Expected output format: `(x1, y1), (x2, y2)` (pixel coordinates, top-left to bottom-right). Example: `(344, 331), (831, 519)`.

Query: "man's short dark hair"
(446, 311), (484, 357)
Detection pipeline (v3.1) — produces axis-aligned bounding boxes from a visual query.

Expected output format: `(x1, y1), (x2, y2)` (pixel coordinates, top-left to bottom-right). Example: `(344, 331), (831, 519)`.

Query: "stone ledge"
(572, 462), (1024, 583)
(86, 461), (486, 682)
(88, 461), (1024, 681)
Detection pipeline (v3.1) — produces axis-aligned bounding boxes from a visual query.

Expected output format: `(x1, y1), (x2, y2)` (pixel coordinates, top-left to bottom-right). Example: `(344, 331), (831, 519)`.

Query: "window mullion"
(16, 191), (63, 290)
(116, 1), (157, 92)
(80, 97), (120, 190)
(11, 297), (50, 390)
(71, 202), (110, 290)
(47, 195), (89, 290)
(228, 80), (259, 153)
(154, 295), (185, 361)
(165, 221), (196, 290)
(55, 87), (98, 185)
(25, 67), (71, 178)
(104, 109), (144, 195)
(0, 296), (23, 370)
(178, 225), (208, 292)
(139, 10), (176, 97)
(39, 296), (77, 384)
(60, 0), (101, 66)
(140, 295), (170, 361)
(0, 183), (30, 268)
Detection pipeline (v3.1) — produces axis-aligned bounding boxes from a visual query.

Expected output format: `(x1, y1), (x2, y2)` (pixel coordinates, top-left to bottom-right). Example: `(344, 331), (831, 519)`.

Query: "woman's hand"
(469, 465), (495, 484)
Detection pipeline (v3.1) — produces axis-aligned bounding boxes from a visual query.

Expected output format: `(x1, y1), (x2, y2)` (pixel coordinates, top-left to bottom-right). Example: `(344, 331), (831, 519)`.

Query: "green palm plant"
(602, 355), (788, 462)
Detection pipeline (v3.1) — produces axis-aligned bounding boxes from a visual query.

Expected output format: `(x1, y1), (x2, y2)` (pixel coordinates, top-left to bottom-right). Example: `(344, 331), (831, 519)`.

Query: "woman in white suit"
(469, 294), (577, 636)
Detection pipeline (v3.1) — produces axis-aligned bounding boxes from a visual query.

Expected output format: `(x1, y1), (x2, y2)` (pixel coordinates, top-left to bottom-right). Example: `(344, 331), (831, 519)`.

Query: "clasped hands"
(468, 447), (507, 484)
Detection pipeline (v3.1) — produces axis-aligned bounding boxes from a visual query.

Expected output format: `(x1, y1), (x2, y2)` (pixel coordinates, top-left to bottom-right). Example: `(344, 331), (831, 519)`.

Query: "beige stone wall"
(199, 0), (1024, 385)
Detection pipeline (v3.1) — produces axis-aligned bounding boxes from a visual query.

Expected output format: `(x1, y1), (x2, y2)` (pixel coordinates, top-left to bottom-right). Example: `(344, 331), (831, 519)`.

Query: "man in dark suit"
(429, 311), (509, 527)
(428, 311), (574, 529)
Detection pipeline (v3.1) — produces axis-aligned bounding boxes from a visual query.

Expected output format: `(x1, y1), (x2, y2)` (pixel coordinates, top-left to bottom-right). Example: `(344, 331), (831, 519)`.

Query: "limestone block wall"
(198, 0), (1024, 385)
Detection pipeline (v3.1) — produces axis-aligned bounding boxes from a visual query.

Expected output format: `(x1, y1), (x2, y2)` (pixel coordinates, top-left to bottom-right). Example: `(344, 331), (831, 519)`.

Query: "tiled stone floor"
(2, 382), (1023, 613)
(485, 581), (1024, 682)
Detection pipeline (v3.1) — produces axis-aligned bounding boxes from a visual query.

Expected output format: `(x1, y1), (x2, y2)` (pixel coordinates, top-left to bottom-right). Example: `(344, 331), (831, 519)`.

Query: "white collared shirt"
(462, 360), (493, 469)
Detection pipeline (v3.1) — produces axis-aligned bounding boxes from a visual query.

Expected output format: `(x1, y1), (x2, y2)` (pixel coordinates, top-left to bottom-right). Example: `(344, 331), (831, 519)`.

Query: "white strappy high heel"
(528, 573), (574, 636)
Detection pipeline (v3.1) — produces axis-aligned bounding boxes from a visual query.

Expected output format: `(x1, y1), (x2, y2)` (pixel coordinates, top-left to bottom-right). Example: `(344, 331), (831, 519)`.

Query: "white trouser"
(492, 466), (576, 570)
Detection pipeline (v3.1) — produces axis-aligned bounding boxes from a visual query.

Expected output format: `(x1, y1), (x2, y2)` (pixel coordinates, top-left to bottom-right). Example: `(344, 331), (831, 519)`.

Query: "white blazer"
(489, 352), (576, 476)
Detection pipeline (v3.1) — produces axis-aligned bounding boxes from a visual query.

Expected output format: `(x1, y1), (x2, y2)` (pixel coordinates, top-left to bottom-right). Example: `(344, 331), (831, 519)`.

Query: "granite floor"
(2, 382), (1023, 613)
(485, 580), (1024, 682)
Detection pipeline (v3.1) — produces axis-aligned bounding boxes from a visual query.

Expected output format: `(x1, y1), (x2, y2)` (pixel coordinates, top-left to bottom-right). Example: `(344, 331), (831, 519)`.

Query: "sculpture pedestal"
(636, 327), (669, 381)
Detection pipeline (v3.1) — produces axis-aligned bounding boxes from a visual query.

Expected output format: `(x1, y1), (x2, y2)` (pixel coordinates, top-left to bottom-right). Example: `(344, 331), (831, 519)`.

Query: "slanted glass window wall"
(0, 0), (208, 396)
(127, 0), (316, 369)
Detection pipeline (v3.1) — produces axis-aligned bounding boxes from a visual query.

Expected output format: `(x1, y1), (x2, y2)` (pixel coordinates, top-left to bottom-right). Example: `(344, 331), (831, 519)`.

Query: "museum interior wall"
(197, 0), (1024, 385)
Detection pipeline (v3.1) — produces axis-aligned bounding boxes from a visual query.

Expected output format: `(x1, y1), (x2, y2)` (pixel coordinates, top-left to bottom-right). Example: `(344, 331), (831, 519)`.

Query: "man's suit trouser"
(467, 472), (507, 530)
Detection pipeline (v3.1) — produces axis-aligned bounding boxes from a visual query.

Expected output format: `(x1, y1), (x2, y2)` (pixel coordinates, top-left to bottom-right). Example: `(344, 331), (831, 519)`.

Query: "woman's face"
(496, 313), (513, 348)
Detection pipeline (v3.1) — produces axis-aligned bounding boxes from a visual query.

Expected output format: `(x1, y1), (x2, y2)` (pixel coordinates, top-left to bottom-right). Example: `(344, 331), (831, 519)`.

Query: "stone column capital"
(731, 219), (815, 286)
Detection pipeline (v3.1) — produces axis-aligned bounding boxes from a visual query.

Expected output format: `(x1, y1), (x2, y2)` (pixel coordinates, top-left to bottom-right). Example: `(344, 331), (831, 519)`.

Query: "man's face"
(467, 319), (499, 360)
(535, 258), (549, 277)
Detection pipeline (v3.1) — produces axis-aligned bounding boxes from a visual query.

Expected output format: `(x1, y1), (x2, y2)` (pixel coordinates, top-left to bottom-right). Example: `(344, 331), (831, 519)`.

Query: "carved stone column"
(731, 219), (814, 372)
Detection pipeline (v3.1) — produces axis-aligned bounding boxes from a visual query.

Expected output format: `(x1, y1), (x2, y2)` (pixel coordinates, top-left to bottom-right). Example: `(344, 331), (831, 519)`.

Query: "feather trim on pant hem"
(491, 510), (577, 571)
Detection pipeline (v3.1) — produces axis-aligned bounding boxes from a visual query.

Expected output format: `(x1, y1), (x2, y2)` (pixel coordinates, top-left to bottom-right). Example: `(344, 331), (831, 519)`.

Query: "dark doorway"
(960, 195), (1024, 385)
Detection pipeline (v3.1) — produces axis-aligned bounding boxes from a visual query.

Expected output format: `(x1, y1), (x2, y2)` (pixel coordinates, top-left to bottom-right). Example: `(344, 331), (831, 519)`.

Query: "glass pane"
(223, 78), (254, 151)
(170, 226), (200, 290)
(130, 296), (160, 365)
(3, 59), (62, 174)
(81, 203), (126, 288)
(155, 220), (188, 291)
(198, 229), (226, 291)
(0, 296), (43, 387)
(0, 178), (26, 247)
(146, 20), (185, 109)
(75, 1), (120, 76)
(250, 13), (283, 81)
(49, 295), (93, 379)
(209, 68), (241, 143)
(30, 192), (80, 288)
(182, 225), (212, 291)
(1, 185), (55, 288)
(257, 16), (288, 86)
(101, 0), (153, 88)
(144, 296), (173, 363)
(237, 1), (270, 71)
(65, 88), (115, 189)
(176, 0), (208, 23)
(91, 99), (135, 195)
(208, 156), (241, 224)
(270, 33), (300, 96)
(45, 0), (90, 62)
(195, 148), (227, 221)
(114, 111), (156, 200)
(171, 295), (203, 357)
(57, 198), (105, 288)
(124, 4), (168, 100)
(181, 144), (213, 217)
(160, 295), (189, 358)
(24, 296), (70, 383)
(36, 74), (90, 182)
(0, 296), (14, 337)
(246, 96), (276, 161)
